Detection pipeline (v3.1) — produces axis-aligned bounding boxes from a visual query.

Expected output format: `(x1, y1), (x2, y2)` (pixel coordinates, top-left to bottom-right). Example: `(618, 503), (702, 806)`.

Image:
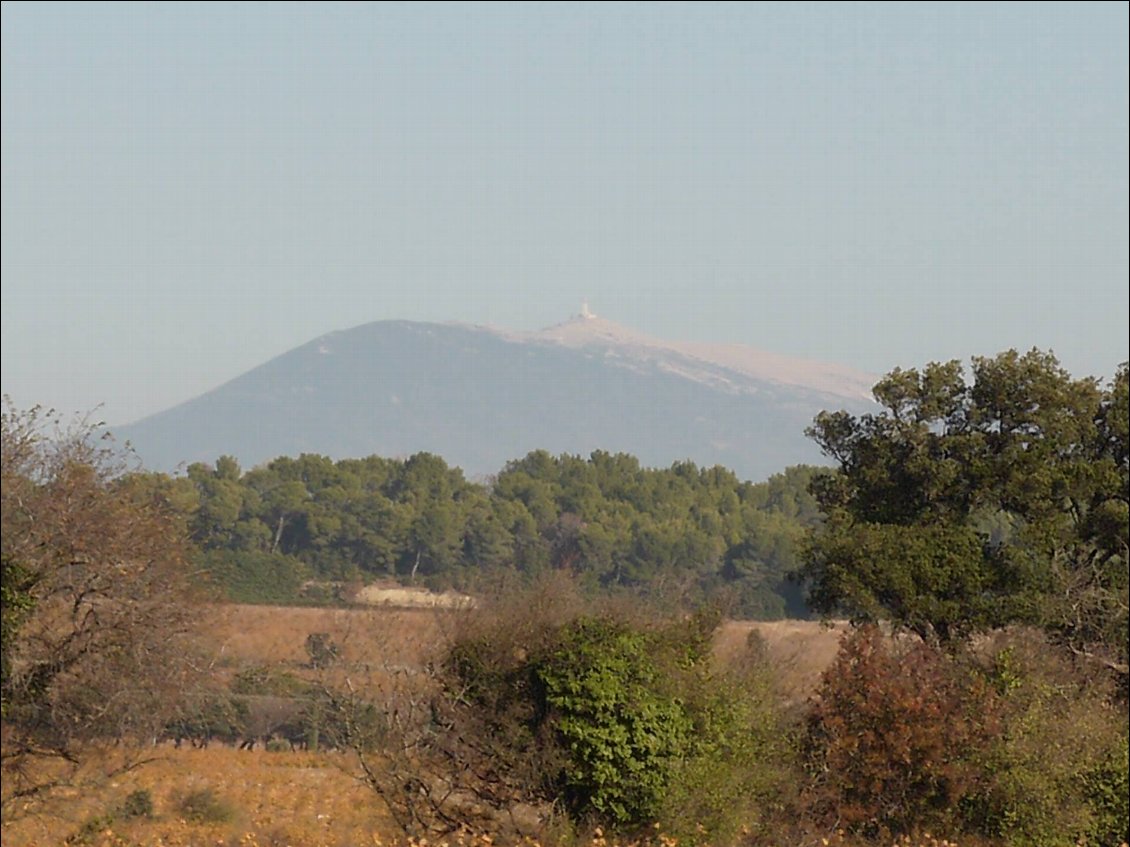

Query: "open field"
(354, 584), (476, 609)
(714, 619), (850, 704)
(2, 604), (848, 847)
(202, 604), (846, 693)
(1, 745), (390, 847)
(202, 603), (454, 669)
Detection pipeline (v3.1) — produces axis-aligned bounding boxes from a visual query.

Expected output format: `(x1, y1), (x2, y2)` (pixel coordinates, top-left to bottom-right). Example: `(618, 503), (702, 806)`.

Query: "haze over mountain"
(115, 311), (879, 482)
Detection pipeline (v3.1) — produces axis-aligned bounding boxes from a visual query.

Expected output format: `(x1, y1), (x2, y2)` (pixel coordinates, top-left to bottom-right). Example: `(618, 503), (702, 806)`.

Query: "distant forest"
(135, 450), (823, 617)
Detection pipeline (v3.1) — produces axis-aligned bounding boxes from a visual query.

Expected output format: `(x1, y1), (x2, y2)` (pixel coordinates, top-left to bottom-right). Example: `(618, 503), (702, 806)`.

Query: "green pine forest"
(156, 448), (822, 617)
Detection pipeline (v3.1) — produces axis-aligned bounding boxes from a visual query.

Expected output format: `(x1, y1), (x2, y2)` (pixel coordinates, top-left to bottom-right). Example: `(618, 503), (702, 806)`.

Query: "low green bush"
(230, 664), (311, 697)
(443, 582), (788, 838)
(1085, 732), (1129, 847)
(966, 639), (1129, 847)
(657, 651), (790, 844)
(65, 815), (116, 845)
(196, 549), (309, 605)
(538, 617), (694, 824)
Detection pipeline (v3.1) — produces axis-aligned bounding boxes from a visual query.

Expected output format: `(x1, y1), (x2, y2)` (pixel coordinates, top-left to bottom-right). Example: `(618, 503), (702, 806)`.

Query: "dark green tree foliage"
(178, 448), (822, 616)
(197, 550), (309, 605)
(803, 352), (1128, 671)
(0, 553), (37, 717)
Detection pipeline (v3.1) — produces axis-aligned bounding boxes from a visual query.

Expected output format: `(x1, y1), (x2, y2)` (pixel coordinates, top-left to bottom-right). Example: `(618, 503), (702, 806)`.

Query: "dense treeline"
(157, 450), (821, 617)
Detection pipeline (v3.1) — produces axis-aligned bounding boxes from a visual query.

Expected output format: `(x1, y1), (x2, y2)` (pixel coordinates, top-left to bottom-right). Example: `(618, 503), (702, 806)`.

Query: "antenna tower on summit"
(580, 299), (595, 319)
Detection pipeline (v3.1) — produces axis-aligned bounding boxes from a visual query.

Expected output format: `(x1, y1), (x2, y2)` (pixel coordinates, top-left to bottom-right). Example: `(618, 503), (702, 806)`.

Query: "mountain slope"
(520, 315), (874, 402)
(115, 317), (877, 481)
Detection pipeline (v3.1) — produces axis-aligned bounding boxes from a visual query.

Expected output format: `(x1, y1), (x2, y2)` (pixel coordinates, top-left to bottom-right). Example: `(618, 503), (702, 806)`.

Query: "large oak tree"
(802, 351), (1128, 675)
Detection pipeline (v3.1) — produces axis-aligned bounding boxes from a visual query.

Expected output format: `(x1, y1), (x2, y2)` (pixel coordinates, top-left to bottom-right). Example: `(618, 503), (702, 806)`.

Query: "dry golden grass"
(203, 604), (451, 670)
(206, 604), (846, 695)
(714, 619), (848, 704)
(2, 606), (852, 847)
(0, 745), (390, 847)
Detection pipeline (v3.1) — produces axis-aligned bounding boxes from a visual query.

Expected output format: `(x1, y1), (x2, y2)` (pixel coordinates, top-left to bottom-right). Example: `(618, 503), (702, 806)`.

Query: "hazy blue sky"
(3, 2), (1127, 425)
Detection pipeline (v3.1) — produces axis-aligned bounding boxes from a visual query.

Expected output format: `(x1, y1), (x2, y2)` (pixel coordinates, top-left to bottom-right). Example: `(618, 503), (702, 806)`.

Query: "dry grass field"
(203, 604), (453, 669)
(1, 746), (390, 847)
(714, 619), (849, 705)
(2, 605), (846, 847)
(204, 604), (845, 685)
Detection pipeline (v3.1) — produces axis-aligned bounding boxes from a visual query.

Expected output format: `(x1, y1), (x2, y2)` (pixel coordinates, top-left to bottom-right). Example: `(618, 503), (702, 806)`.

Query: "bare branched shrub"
(1, 401), (206, 812)
(319, 573), (588, 837)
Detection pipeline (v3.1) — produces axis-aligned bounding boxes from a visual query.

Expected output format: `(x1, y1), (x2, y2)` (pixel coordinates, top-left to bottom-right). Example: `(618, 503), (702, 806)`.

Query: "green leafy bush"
(538, 617), (694, 824)
(657, 643), (789, 843)
(164, 692), (248, 747)
(230, 664), (311, 697)
(196, 549), (309, 605)
(1085, 732), (1129, 847)
(65, 814), (116, 845)
(965, 636), (1129, 847)
(443, 582), (787, 836)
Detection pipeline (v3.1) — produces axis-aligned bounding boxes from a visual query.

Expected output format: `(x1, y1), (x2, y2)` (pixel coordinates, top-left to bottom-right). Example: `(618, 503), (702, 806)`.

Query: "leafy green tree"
(0, 553), (36, 716)
(461, 499), (513, 570)
(258, 479), (311, 554)
(176, 443), (827, 615)
(803, 351), (1128, 672)
(187, 457), (262, 548)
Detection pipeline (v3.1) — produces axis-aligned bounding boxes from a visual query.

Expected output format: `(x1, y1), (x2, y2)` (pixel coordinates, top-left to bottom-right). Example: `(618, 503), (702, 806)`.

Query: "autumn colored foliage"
(804, 626), (999, 836)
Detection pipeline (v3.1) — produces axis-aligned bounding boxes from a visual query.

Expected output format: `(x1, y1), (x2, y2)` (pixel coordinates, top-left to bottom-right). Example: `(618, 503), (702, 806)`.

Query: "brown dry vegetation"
(0, 745), (389, 847)
(203, 604), (449, 669)
(1, 605), (848, 847)
(8, 602), (1124, 847)
(13, 596), (1125, 847)
(0, 745), (1000, 847)
(206, 604), (845, 685)
(714, 619), (848, 706)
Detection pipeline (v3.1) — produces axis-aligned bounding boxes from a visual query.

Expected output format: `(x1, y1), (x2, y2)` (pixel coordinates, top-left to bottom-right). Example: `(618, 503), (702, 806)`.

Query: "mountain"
(114, 313), (878, 481)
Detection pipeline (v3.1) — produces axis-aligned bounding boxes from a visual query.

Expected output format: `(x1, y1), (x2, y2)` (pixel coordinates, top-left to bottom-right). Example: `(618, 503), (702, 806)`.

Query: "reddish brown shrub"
(803, 625), (999, 837)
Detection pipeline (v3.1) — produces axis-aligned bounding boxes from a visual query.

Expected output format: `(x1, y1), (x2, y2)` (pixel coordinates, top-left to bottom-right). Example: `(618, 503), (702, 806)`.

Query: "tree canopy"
(802, 351), (1128, 673)
(176, 449), (822, 618)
